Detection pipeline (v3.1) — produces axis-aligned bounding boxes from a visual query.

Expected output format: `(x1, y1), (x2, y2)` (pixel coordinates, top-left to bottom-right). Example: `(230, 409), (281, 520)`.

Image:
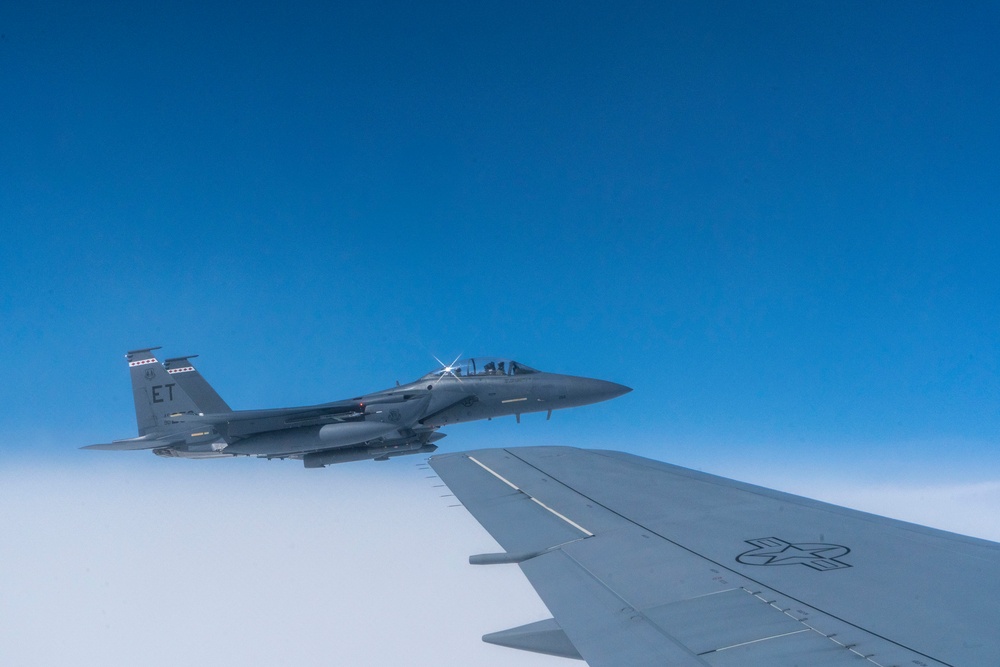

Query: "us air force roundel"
(737, 537), (851, 571)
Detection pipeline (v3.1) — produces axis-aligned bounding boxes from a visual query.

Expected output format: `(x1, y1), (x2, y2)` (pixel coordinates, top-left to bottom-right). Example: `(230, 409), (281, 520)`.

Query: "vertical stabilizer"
(126, 348), (200, 435)
(164, 355), (232, 414)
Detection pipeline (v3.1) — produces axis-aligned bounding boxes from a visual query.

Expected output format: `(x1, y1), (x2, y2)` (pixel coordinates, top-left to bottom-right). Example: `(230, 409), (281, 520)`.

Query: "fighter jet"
(83, 348), (631, 467)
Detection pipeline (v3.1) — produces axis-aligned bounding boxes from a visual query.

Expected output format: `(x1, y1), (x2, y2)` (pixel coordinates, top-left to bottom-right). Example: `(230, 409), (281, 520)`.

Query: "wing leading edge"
(428, 446), (1000, 667)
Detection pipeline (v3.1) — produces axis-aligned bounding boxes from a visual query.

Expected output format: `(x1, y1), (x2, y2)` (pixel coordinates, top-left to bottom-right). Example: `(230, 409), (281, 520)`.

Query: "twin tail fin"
(126, 347), (203, 435)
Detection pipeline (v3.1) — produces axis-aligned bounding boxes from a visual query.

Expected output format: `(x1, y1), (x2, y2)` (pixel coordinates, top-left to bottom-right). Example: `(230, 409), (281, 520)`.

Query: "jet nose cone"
(599, 380), (632, 400)
(575, 378), (632, 405)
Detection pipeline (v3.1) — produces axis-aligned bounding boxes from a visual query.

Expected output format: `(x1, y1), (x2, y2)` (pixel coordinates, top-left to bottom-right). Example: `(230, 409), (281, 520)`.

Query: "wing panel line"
(468, 455), (594, 537)
(708, 628), (812, 654)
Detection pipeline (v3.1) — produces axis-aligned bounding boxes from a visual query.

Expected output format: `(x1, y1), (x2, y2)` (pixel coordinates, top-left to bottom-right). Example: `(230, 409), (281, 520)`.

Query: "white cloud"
(1, 452), (997, 666)
(0, 458), (555, 667)
(696, 457), (1000, 542)
(776, 478), (1000, 541)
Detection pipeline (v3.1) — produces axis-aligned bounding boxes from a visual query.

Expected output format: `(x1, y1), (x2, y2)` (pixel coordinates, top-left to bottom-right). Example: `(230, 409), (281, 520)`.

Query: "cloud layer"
(0, 458), (557, 667)
(2, 454), (997, 666)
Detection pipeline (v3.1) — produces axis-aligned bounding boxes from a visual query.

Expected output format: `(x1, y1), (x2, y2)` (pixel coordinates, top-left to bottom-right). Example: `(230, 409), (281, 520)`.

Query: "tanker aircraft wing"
(428, 446), (1000, 667)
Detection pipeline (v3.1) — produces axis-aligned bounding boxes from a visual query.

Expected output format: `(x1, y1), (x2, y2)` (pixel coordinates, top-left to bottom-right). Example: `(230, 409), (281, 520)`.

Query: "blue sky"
(3, 2), (998, 469)
(1, 3), (999, 663)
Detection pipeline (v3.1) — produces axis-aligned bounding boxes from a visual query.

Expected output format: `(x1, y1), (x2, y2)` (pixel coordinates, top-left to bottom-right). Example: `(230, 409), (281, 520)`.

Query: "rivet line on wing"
(744, 587), (892, 667)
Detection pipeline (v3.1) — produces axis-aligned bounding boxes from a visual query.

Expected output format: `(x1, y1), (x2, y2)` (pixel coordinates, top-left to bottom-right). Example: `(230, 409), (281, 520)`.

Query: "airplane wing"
(428, 446), (1000, 666)
(172, 401), (364, 439)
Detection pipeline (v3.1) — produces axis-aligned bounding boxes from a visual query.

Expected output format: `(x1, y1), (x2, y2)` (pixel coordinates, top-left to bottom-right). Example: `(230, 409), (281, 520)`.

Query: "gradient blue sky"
(3, 1), (998, 471)
(3, 3), (999, 664)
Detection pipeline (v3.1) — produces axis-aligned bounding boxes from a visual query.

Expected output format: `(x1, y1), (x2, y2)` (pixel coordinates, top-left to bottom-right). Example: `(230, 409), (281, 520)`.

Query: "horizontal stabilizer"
(81, 436), (176, 451)
(483, 618), (582, 660)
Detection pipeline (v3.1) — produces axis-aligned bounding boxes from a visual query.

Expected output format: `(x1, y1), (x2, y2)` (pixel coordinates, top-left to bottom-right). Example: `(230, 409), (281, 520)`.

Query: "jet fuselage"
(85, 352), (630, 467)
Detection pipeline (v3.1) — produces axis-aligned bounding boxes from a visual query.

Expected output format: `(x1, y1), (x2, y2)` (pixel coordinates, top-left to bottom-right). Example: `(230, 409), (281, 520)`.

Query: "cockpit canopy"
(421, 357), (539, 380)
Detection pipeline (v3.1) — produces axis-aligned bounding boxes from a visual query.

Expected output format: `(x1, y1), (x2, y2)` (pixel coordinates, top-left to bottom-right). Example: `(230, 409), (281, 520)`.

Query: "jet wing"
(428, 446), (1000, 666)
(172, 401), (364, 439)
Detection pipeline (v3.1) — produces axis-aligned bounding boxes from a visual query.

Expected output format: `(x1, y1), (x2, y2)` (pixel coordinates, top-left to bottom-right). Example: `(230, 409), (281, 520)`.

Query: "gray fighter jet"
(83, 348), (630, 467)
